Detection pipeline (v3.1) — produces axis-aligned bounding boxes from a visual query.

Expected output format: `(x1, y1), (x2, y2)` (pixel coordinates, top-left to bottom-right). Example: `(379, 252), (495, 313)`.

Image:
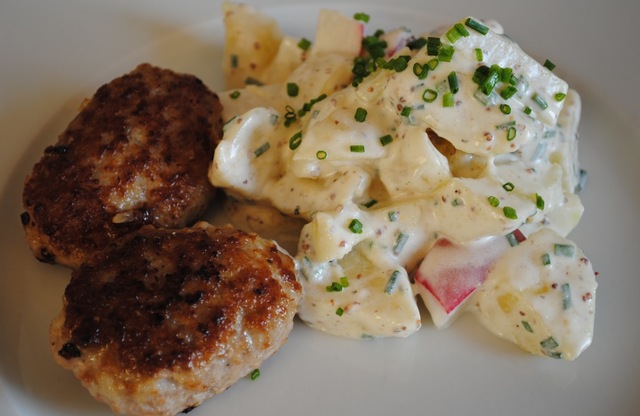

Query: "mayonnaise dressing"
(210, 13), (596, 357)
(474, 228), (596, 360)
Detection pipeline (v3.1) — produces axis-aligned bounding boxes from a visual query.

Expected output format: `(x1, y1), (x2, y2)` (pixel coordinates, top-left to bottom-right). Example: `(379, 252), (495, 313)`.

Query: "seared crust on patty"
(21, 63), (223, 269)
(50, 222), (302, 416)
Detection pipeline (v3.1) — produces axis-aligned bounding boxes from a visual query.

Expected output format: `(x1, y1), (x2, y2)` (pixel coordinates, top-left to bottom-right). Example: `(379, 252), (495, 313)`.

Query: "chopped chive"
(426, 37), (441, 56)
(340, 276), (349, 288)
(535, 193), (545, 210)
(445, 27), (461, 44)
(543, 59), (556, 71)
(285, 105), (296, 120)
(506, 126), (517, 141)
(348, 219), (363, 234)
(316, 150), (327, 160)
(454, 22), (470, 37)
(541, 253), (551, 266)
(254, 142), (270, 157)
(286, 82), (299, 97)
(503, 206), (518, 219)
(502, 182), (515, 192)
(289, 131), (302, 150)
(230, 54), (239, 68)
(427, 59), (439, 70)
(393, 233), (409, 255)
(575, 169), (588, 193)
(523, 106), (533, 115)
(505, 230), (525, 247)
(350, 144), (365, 153)
(422, 88), (438, 103)
(229, 90), (241, 99)
(284, 105), (297, 127)
(474, 48), (483, 61)
(354, 107), (368, 122)
(500, 104), (511, 114)
(388, 211), (398, 222)
(438, 44), (455, 62)
(379, 134), (393, 146)
(250, 368), (261, 380)
(353, 12), (370, 22)
(446, 25), (463, 43)
(554, 243), (575, 257)
(363, 199), (378, 208)
(384, 270), (401, 294)
(383, 55), (411, 72)
(554, 92), (567, 101)
(447, 71), (459, 94)
(413, 62), (429, 79)
(473, 89), (491, 106)
(500, 85), (517, 100)
(522, 321), (534, 333)
(223, 115), (237, 130)
(298, 37), (311, 51)
(496, 120), (516, 130)
(488, 195), (500, 207)
(465, 17), (489, 35)
(443, 92), (455, 107)
(445, 23), (469, 43)
(480, 66), (500, 95)
(401, 106), (412, 117)
(298, 93), (327, 118)
(500, 67), (514, 83)
(540, 337), (559, 351)
(540, 336), (559, 350)
(335, 307), (344, 316)
(407, 37), (428, 50)
(472, 65), (490, 85)
(561, 283), (572, 310)
(325, 281), (343, 292)
(532, 92), (549, 110)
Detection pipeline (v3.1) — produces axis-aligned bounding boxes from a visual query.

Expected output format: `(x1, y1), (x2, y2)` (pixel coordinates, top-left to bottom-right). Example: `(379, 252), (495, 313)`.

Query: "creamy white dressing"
(210, 12), (596, 357)
(474, 228), (596, 360)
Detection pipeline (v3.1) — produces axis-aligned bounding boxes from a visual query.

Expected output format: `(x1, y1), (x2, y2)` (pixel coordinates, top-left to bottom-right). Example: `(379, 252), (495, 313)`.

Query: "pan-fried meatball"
(50, 222), (302, 416)
(21, 63), (223, 269)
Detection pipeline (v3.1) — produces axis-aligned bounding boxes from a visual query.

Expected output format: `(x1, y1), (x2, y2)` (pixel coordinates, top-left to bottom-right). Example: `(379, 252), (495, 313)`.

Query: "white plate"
(1, 1), (639, 415)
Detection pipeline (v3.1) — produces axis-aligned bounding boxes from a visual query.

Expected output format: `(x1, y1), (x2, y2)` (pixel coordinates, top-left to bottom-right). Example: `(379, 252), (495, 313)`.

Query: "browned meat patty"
(50, 222), (302, 416)
(21, 63), (223, 269)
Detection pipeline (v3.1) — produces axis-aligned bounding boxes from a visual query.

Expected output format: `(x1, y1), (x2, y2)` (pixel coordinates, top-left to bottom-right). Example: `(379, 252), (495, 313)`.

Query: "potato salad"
(209, 3), (597, 360)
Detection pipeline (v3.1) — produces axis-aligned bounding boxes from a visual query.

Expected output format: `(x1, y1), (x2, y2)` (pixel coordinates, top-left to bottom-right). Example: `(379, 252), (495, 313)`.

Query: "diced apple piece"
(283, 54), (354, 110)
(302, 202), (372, 263)
(261, 35), (307, 84)
(297, 245), (421, 339)
(312, 9), (363, 57)
(414, 236), (510, 328)
(473, 228), (597, 360)
(222, 2), (283, 89)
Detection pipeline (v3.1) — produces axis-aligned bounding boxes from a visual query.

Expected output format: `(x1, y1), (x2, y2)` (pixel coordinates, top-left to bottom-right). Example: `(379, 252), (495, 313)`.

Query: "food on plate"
(210, 5), (597, 359)
(21, 63), (223, 269)
(50, 222), (301, 416)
